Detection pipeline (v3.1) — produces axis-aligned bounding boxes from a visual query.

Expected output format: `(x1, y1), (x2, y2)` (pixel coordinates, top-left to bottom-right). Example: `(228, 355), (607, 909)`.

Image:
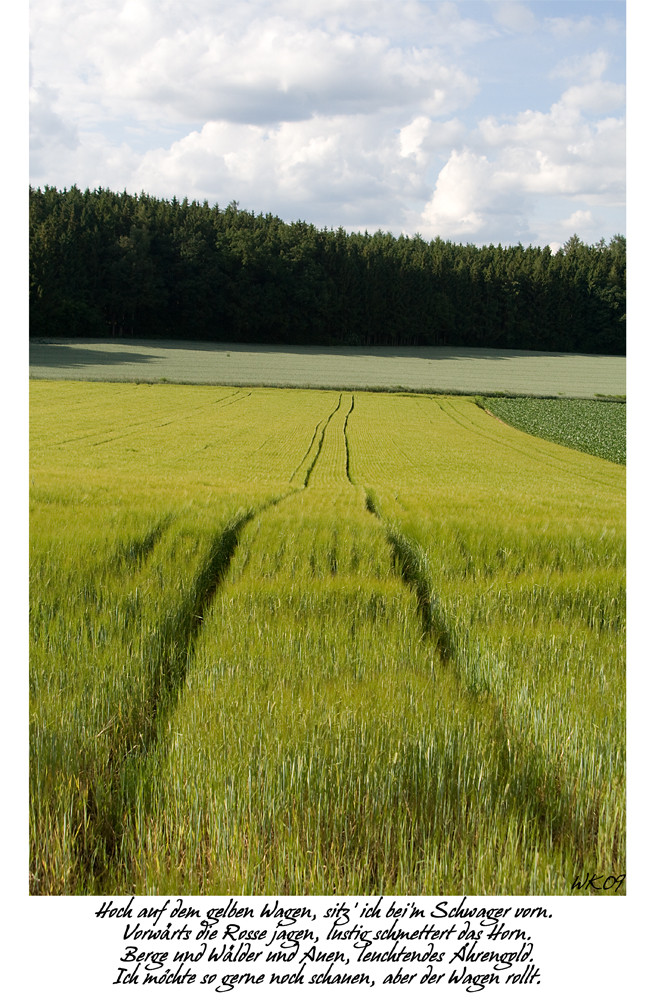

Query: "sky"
(29, 1), (626, 249)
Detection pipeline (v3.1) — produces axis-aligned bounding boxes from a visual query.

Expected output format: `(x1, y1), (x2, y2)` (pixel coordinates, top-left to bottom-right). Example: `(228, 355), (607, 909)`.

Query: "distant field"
(30, 380), (625, 895)
(29, 338), (626, 398)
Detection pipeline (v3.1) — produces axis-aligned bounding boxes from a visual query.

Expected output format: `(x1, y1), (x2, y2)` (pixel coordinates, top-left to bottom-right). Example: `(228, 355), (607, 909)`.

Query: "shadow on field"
(29, 343), (163, 368)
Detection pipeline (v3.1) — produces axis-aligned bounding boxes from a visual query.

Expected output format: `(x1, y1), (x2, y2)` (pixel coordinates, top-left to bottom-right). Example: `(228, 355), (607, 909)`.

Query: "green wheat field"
(30, 379), (625, 896)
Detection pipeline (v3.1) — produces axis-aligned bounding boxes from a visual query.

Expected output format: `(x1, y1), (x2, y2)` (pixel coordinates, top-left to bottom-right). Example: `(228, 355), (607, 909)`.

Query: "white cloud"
(557, 79), (625, 115)
(29, 83), (78, 154)
(416, 81), (625, 243)
(491, 2), (537, 34)
(420, 149), (517, 238)
(474, 102), (625, 199)
(546, 15), (595, 39)
(551, 48), (610, 81)
(399, 116), (433, 160)
(560, 209), (594, 231)
(30, 2), (478, 127)
(128, 110), (435, 231)
(397, 115), (466, 165)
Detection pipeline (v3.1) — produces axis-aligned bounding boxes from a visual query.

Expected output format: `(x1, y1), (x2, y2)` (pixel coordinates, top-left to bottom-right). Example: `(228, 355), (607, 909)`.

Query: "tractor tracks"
(345, 437), (594, 869)
(76, 394), (351, 885)
(75, 499), (288, 886)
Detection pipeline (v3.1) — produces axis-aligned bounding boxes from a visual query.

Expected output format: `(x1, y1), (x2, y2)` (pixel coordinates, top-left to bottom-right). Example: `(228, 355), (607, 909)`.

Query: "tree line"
(29, 185), (626, 355)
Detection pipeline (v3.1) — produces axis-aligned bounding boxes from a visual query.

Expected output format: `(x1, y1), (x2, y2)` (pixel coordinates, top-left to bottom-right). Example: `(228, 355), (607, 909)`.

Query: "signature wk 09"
(571, 873), (625, 893)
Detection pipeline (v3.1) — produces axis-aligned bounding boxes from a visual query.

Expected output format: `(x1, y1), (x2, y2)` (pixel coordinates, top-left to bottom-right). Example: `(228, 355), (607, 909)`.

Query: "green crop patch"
(30, 381), (625, 895)
(482, 396), (626, 464)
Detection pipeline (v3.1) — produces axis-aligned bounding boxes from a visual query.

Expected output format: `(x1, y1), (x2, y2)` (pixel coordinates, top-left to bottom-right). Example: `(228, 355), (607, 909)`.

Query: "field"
(483, 396), (626, 464)
(29, 338), (627, 398)
(29, 380), (625, 896)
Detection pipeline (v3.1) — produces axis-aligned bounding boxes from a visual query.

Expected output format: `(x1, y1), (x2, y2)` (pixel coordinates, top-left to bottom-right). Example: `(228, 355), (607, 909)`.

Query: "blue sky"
(29, 1), (627, 247)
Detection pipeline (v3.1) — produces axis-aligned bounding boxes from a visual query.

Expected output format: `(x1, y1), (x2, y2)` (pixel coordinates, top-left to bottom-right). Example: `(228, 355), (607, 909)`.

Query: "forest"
(29, 185), (626, 354)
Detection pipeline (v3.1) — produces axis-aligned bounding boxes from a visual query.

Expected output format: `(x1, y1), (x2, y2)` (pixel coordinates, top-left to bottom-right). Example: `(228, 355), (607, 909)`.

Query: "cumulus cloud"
(398, 116), (466, 164)
(30, 2), (478, 127)
(419, 148), (533, 241)
(416, 80), (625, 242)
(421, 149), (496, 236)
(475, 102), (625, 199)
(399, 116), (433, 160)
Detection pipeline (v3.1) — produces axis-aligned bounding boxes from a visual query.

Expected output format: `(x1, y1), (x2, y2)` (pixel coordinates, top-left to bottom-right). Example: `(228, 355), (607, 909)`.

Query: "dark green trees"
(29, 186), (626, 355)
